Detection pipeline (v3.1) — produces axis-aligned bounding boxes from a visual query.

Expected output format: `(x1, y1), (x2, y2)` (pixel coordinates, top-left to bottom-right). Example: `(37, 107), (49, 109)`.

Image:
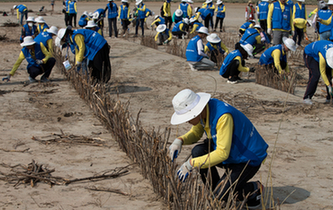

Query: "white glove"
(169, 138), (182, 162)
(177, 159), (193, 182)
(36, 59), (43, 65)
(317, 17), (322, 22)
(327, 85), (333, 96)
(267, 28), (272, 35)
(292, 31), (295, 36)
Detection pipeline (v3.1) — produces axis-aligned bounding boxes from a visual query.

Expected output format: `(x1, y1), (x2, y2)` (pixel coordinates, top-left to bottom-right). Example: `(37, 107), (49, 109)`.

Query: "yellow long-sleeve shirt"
(271, 47), (290, 73)
(154, 30), (172, 41)
(151, 19), (162, 26)
(292, 3), (307, 31)
(180, 106), (233, 169)
(118, 6), (131, 19)
(215, 4), (225, 13)
(320, 16), (332, 26)
(16, 5), (27, 20)
(204, 42), (229, 54)
(235, 56), (250, 72)
(163, 2), (171, 17)
(37, 23), (49, 34)
(178, 4), (192, 17)
(70, 33), (85, 64)
(293, 18), (307, 32)
(308, 8), (318, 18)
(318, 52), (333, 86)
(267, 0), (293, 31)
(10, 43), (51, 76)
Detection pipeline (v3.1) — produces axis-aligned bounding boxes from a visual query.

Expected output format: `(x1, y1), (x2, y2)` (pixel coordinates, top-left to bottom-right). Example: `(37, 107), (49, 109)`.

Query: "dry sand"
(0, 1), (332, 210)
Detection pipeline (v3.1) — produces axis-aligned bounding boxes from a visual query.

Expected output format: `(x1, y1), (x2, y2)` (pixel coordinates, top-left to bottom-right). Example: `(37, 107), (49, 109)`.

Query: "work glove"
(317, 17), (322, 22)
(36, 59), (43, 65)
(2, 75), (11, 82)
(249, 67), (256, 72)
(327, 85), (333, 97)
(291, 31), (295, 36)
(169, 138), (182, 162)
(308, 13), (313, 18)
(267, 28), (272, 35)
(76, 62), (82, 72)
(163, 40), (169, 45)
(177, 159), (193, 182)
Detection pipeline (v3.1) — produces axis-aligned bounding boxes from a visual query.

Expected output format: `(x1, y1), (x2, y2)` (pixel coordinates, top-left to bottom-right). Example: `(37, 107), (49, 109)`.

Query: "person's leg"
(74, 14), (77, 27)
(252, 43), (266, 55)
(303, 53), (320, 100)
(112, 18), (118, 37)
(210, 15), (214, 30)
(69, 14), (74, 27)
(27, 66), (43, 79)
(158, 33), (164, 45)
(214, 17), (219, 31)
(140, 19), (145, 36)
(192, 58), (216, 70)
(272, 30), (282, 45)
(135, 18), (139, 35)
(220, 18), (224, 32)
(108, 18), (112, 37)
(325, 67), (332, 101)
(41, 57), (56, 79)
(204, 15), (210, 28)
(210, 49), (218, 63)
(91, 43), (111, 83)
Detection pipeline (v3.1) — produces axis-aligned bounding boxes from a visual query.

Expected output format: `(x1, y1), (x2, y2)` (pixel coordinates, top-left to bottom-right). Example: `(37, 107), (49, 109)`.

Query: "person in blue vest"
(118, 0), (131, 37)
(259, 37), (296, 76)
(316, 1), (330, 41)
(172, 9), (183, 24)
(204, 33), (229, 64)
(34, 26), (58, 56)
(105, 0), (118, 38)
(287, 0), (294, 12)
(197, 7), (212, 29)
(151, 15), (165, 28)
(267, 0), (293, 45)
(68, 0), (77, 27)
(202, 0), (215, 30)
(155, 24), (172, 45)
(169, 89), (268, 208)
(302, 40), (333, 105)
(13, 4), (28, 26)
(239, 20), (255, 37)
(36, 17), (49, 34)
(92, 8), (106, 31)
(220, 43), (255, 84)
(257, 0), (269, 34)
(179, 0), (192, 18)
(135, 0), (146, 37)
(186, 27), (215, 71)
(85, 20), (103, 36)
(20, 17), (38, 43)
(78, 11), (91, 28)
(239, 24), (270, 56)
(292, 0), (306, 46)
(214, 0), (225, 32)
(2, 36), (55, 83)
(162, 0), (172, 29)
(57, 27), (111, 83)
(189, 18), (204, 34)
(172, 18), (190, 39)
(63, 0), (71, 26)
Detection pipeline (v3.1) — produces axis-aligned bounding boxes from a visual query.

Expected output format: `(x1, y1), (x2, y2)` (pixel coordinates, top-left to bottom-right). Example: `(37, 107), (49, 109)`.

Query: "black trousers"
(135, 18), (145, 36)
(259, 19), (267, 33)
(293, 26), (303, 46)
(221, 59), (242, 78)
(64, 13), (70, 26)
(68, 13), (77, 27)
(252, 43), (266, 55)
(28, 57), (56, 79)
(191, 139), (260, 201)
(89, 43), (111, 83)
(172, 31), (186, 39)
(204, 14), (211, 28)
(164, 16), (172, 29)
(108, 18), (118, 37)
(215, 17), (224, 31)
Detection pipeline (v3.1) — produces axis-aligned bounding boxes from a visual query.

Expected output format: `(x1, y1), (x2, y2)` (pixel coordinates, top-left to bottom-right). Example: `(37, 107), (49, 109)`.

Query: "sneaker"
(227, 77), (238, 84)
(29, 76), (37, 83)
(235, 76), (243, 81)
(303, 98), (313, 105)
(246, 181), (264, 209)
(40, 76), (50, 82)
(188, 63), (197, 71)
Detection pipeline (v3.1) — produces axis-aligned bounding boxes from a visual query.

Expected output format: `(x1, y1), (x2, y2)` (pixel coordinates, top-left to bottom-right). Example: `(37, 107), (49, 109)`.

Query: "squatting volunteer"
(34, 26), (58, 56)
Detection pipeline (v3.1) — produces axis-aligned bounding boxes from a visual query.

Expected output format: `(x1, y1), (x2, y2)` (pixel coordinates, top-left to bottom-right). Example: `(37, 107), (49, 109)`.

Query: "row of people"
(19, 16), (50, 43)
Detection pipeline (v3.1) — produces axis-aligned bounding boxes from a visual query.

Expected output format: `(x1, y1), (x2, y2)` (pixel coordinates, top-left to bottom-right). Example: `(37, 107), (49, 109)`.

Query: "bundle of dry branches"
(2, 20), (19, 27)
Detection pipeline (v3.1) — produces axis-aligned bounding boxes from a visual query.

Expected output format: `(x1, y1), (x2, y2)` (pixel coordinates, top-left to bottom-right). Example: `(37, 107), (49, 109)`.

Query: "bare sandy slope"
(1, 1), (332, 210)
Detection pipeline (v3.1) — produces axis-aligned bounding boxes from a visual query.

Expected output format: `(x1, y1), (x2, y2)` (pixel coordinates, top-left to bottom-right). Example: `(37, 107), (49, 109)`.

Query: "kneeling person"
(204, 33), (229, 64)
(155, 24), (172, 45)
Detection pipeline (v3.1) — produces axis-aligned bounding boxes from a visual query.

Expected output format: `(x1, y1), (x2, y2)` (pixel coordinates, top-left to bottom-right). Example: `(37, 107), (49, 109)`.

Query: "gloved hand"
(2, 75), (11, 82)
(36, 59), (43, 65)
(308, 13), (312, 18)
(327, 85), (333, 96)
(76, 62), (82, 72)
(177, 159), (193, 182)
(317, 17), (322, 22)
(163, 40), (169, 45)
(249, 67), (256, 72)
(169, 138), (182, 162)
(291, 31), (295, 36)
(267, 28), (272, 35)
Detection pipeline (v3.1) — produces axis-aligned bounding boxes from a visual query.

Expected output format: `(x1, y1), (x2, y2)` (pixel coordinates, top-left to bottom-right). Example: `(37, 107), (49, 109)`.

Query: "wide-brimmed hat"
(171, 89), (211, 125)
(326, 48), (333, 68)
(297, 0), (305, 2)
(183, 18), (189, 24)
(46, 26), (58, 35)
(187, 0), (194, 3)
(282, 37), (296, 51)
(155, 15), (160, 20)
(36, 16), (46, 23)
(13, 5), (17, 9)
(217, 0), (223, 5)
(21, 36), (36, 47)
(85, 20), (97, 28)
(254, 24), (261, 29)
(240, 43), (253, 57)
(197, 26), (209, 35)
(327, 0), (333, 5)
(122, 0), (128, 2)
(156, 24), (167, 32)
(207, 33), (221, 43)
(136, 0), (142, 5)
(175, 9), (183, 17)
(190, 17), (196, 23)
(181, 0), (187, 2)
(205, 0), (213, 4)
(57, 28), (67, 39)
(261, 0), (269, 1)
(26, 16), (35, 22)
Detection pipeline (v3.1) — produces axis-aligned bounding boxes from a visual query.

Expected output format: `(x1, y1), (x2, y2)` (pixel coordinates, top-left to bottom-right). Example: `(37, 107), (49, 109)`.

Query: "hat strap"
(176, 94), (200, 115)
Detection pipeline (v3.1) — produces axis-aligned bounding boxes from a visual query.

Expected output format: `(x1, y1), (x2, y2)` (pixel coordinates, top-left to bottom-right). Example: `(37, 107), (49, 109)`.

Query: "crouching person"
(204, 33), (229, 64)
(3, 36), (55, 83)
(155, 24), (172, 45)
(169, 89), (268, 209)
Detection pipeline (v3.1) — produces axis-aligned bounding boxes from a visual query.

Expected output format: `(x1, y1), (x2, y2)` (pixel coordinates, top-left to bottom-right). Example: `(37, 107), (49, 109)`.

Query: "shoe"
(182, 34), (185, 39)
(220, 30), (222, 32)
(303, 98), (313, 105)
(227, 77), (238, 84)
(324, 99), (331, 104)
(40, 76), (50, 82)
(188, 63), (197, 71)
(29, 76), (37, 83)
(246, 181), (264, 209)
(235, 76), (243, 81)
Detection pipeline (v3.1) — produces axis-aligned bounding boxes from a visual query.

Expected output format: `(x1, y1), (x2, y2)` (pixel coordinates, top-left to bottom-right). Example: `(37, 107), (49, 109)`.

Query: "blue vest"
(21, 24), (37, 42)
(198, 8), (210, 20)
(65, 0), (70, 12)
(137, 4), (146, 19)
(78, 15), (89, 27)
(157, 17), (166, 24)
(193, 22), (203, 31)
(206, 3), (215, 16)
(186, 35), (204, 62)
(21, 43), (45, 70)
(259, 44), (286, 65)
(71, 29), (107, 61)
(17, 4), (27, 13)
(304, 40), (333, 63)
(180, 3), (189, 17)
(240, 22), (252, 30)
(207, 99), (268, 166)
(38, 23), (49, 33)
(120, 4), (129, 19)
(206, 42), (225, 54)
(318, 9), (332, 34)
(294, 3), (305, 19)
(287, 0), (294, 11)
(160, 28), (170, 37)
(107, 2), (118, 19)
(219, 50), (242, 75)
(216, 5), (225, 18)
(172, 21), (186, 32)
(34, 32), (52, 50)
(271, 1), (291, 30)
(258, 2), (268, 20)
(69, 2), (76, 14)
(174, 15), (183, 22)
(240, 28), (259, 45)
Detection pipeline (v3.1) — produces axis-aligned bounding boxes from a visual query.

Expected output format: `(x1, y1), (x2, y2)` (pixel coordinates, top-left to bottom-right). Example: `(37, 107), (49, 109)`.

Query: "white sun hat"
(57, 28), (67, 39)
(46, 26), (58, 35)
(171, 89), (211, 125)
(254, 24), (261, 29)
(326, 48), (333, 68)
(155, 15), (160, 19)
(13, 5), (17, 9)
(89, 12), (93, 17)
(85, 20), (97, 28)
(190, 17), (196, 23)
(187, 0), (194, 3)
(27, 16), (35, 22)
(156, 24), (167, 33)
(21, 36), (36, 47)
(198, 26), (209, 35)
(217, 0), (223, 4)
(83, 11), (88, 16)
(92, 12), (99, 20)
(262, 0), (269, 1)
(296, 0), (305, 2)
(175, 9), (183, 17)
(36, 16), (46, 23)
(181, 0), (187, 2)
(136, 0), (143, 5)
(205, 0), (213, 4)
(327, 0), (333, 5)
(282, 37), (296, 51)
(240, 43), (253, 57)
(207, 33), (221, 43)
(122, 0), (128, 2)
(183, 18), (189, 24)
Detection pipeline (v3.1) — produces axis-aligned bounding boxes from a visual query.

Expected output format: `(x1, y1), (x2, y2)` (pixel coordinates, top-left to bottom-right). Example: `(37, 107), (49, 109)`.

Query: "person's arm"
(127, 7), (131, 19)
(118, 6), (121, 18)
(308, 7), (318, 18)
(255, 34), (262, 44)
(151, 19), (158, 26)
(320, 16), (332, 25)
(319, 52), (330, 86)
(75, 2), (77, 13)
(97, 28), (102, 35)
(190, 114), (233, 169)
(10, 52), (25, 76)
(204, 45), (210, 54)
(290, 5), (293, 31)
(267, 3), (274, 30)
(188, 5), (192, 17)
(179, 123), (205, 145)
(292, 5), (296, 31)
(46, 39), (54, 56)
(163, 2), (168, 16)
(271, 49), (283, 74)
(167, 30), (172, 41)
(179, 23), (185, 32)
(17, 9), (19, 20)
(104, 6), (108, 13)
(154, 32), (159, 41)
(190, 24), (198, 34)
(220, 42), (229, 54)
(215, 6), (218, 13)
(40, 42), (52, 62)
(73, 34), (85, 64)
(197, 39), (208, 57)
(235, 56), (249, 72)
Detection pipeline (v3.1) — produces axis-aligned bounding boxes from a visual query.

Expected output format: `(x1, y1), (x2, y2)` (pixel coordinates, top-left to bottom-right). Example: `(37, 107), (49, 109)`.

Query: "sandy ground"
(1, 1), (333, 210)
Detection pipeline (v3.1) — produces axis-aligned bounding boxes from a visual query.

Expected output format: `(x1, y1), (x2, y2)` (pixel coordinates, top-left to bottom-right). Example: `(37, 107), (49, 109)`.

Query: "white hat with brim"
(36, 16), (45, 23)
(27, 17), (35, 22)
(21, 36), (36, 47)
(326, 48), (333, 68)
(171, 89), (211, 125)
(217, 0), (223, 4)
(122, 0), (128, 2)
(282, 37), (296, 52)
(181, 0), (187, 2)
(188, 0), (194, 3)
(254, 24), (261, 29)
(205, 0), (213, 3)
(85, 20), (97, 28)
(13, 5), (17, 9)
(156, 24), (167, 33)
(262, 0), (269, 1)
(240, 43), (253, 57)
(297, 0), (305, 2)
(47, 26), (58, 35)
(57, 28), (67, 39)
(197, 26), (209, 35)
(136, 0), (142, 5)
(175, 9), (183, 17)
(207, 33), (221, 43)
(327, 0), (333, 5)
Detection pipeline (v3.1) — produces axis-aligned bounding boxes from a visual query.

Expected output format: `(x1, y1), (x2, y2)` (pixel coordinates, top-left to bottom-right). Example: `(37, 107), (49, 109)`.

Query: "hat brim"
(136, 0), (142, 5)
(326, 48), (333, 68)
(21, 41), (36, 47)
(241, 44), (253, 57)
(156, 25), (166, 33)
(170, 92), (211, 125)
(283, 38), (296, 52)
(46, 29), (57, 35)
(207, 36), (221, 43)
